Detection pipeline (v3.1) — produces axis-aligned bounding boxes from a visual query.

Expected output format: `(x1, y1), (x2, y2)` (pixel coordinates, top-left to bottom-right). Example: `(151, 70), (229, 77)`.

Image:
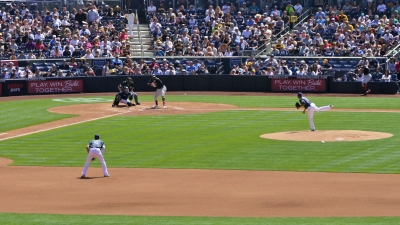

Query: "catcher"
(117, 77), (140, 105)
(112, 86), (135, 107)
(295, 92), (333, 131)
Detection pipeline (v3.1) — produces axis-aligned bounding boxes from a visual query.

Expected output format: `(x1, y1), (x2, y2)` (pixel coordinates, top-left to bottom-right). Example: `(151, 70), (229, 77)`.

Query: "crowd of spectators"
(147, 1), (303, 59)
(0, 1), (139, 78)
(270, 0), (400, 58)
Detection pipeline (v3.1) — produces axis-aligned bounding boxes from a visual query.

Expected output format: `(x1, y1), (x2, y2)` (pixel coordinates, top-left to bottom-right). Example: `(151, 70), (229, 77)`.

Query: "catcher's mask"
(124, 86), (129, 93)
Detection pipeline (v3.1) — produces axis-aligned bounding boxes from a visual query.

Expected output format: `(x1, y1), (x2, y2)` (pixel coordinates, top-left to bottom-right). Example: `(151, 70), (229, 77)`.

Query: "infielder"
(295, 92), (333, 131)
(81, 134), (109, 178)
(147, 75), (167, 108)
(112, 86), (135, 107)
(117, 77), (140, 105)
(360, 63), (372, 96)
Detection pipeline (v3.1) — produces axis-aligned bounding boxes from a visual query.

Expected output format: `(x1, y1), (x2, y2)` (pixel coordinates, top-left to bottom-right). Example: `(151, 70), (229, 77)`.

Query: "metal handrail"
(294, 8), (311, 30)
(274, 8), (312, 45)
(384, 43), (400, 58)
(134, 9), (144, 57)
(384, 43), (400, 71)
(273, 26), (290, 41)
(255, 40), (272, 56)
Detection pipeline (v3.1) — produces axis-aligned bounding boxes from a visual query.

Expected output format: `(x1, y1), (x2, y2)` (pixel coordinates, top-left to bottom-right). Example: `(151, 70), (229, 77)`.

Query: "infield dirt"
(1, 94), (400, 217)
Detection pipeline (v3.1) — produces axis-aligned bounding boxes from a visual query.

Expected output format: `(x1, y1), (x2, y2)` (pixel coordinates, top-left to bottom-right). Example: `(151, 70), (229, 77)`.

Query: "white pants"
(120, 99), (132, 105)
(362, 74), (372, 85)
(308, 103), (331, 131)
(154, 85), (167, 100)
(128, 23), (134, 37)
(82, 148), (109, 176)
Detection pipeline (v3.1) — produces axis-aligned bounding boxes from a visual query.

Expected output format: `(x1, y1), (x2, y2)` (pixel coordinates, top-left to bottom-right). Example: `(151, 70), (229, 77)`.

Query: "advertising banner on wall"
(271, 78), (326, 92)
(4, 80), (27, 96)
(28, 79), (84, 94)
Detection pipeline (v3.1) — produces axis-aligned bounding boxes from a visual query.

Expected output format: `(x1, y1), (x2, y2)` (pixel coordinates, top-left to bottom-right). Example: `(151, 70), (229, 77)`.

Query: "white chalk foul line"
(0, 112), (127, 142)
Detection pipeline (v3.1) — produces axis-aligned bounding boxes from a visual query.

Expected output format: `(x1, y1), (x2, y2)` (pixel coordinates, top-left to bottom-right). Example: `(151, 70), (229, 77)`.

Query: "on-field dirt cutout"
(1, 95), (400, 218)
(261, 130), (393, 142)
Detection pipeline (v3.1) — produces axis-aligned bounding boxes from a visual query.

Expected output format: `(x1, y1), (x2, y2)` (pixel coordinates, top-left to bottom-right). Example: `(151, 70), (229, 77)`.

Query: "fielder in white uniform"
(81, 134), (109, 178)
(297, 92), (333, 131)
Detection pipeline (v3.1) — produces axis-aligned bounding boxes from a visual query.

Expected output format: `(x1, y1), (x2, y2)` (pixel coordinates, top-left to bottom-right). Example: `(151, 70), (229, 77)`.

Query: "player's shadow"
(77, 176), (107, 180)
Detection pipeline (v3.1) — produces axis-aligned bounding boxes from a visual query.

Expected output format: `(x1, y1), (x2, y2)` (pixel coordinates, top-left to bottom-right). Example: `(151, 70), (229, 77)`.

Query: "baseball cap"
(297, 92), (302, 96)
(94, 134), (100, 139)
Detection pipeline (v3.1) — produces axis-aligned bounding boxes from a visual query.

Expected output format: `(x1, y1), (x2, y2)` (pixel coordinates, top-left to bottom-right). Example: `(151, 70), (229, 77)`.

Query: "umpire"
(117, 77), (140, 105)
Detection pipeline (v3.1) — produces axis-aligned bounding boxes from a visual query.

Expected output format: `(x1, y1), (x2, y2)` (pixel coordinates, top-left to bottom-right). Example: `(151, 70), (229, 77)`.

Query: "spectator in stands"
(57, 60), (68, 70)
(381, 70), (392, 82)
(294, 2), (303, 16)
(148, 2), (157, 15)
(16, 51), (26, 59)
(27, 51), (36, 59)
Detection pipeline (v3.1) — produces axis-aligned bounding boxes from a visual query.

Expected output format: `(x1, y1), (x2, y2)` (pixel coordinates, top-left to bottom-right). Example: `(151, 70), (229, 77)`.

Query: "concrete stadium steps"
(128, 23), (152, 57)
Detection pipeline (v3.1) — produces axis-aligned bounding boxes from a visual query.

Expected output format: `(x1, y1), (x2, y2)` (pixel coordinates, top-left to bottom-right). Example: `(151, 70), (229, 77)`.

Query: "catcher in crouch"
(117, 77), (140, 105)
(112, 86), (135, 107)
(295, 92), (333, 131)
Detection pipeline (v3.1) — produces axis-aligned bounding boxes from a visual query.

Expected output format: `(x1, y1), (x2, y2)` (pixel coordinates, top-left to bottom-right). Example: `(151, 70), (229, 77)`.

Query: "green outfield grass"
(1, 94), (400, 133)
(0, 213), (399, 225)
(1, 94), (400, 224)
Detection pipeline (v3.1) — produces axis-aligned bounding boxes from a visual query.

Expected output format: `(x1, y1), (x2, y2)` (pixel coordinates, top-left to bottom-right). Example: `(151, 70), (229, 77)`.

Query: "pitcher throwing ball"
(147, 75), (167, 108)
(81, 134), (110, 178)
(295, 92), (333, 131)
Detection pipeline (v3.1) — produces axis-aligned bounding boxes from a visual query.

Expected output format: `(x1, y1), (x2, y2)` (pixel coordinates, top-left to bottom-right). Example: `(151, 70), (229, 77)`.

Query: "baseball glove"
(295, 102), (301, 109)
(91, 158), (95, 161)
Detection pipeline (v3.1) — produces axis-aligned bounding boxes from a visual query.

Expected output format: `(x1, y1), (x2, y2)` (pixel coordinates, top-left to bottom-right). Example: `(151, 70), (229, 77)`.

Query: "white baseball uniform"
(82, 140), (109, 177)
(300, 97), (332, 131)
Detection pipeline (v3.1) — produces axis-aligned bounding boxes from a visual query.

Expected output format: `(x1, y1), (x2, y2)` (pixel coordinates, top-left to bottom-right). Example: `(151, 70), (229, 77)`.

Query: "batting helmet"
(94, 134), (100, 139)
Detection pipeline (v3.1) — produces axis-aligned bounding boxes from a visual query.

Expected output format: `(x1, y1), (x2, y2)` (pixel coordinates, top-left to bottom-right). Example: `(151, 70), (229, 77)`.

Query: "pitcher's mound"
(261, 130), (393, 142)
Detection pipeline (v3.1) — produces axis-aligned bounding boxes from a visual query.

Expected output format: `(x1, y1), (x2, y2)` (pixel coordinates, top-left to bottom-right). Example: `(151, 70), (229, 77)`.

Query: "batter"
(296, 92), (333, 131)
(147, 75), (167, 108)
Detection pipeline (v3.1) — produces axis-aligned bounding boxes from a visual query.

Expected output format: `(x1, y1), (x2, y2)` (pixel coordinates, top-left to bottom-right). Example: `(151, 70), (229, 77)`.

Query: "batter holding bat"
(147, 75), (167, 108)
(295, 92), (333, 131)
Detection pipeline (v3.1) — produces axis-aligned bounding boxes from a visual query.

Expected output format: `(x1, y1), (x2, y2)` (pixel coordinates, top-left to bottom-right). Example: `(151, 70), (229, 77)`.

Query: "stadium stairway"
(130, 24), (153, 57)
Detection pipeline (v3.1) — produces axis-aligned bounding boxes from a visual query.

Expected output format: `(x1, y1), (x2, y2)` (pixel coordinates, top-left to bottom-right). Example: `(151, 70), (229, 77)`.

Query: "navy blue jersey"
(117, 91), (133, 100)
(299, 97), (311, 108)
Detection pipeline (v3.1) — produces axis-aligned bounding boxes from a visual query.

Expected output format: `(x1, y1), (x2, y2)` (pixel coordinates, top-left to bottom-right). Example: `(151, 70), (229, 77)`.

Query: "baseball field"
(1, 92), (400, 224)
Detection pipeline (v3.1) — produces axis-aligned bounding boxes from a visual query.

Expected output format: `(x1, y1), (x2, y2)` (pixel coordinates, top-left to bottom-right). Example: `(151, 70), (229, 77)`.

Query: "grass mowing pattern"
(2, 95), (400, 133)
(1, 95), (400, 223)
(1, 110), (400, 173)
(0, 213), (399, 225)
